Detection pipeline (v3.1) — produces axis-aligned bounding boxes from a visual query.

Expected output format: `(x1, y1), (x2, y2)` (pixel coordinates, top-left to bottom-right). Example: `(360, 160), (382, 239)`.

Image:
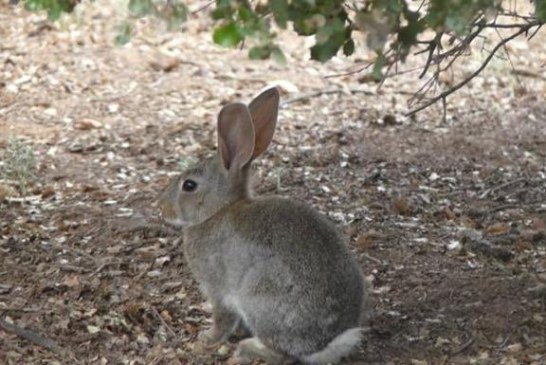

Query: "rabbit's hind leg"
(233, 337), (293, 365)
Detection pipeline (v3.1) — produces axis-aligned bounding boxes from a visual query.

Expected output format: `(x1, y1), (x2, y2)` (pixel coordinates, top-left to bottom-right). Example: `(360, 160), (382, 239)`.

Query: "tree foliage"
(17, 0), (546, 113)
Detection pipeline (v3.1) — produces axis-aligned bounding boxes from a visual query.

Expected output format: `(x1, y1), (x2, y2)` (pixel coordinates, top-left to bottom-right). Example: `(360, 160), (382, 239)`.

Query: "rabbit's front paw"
(232, 338), (287, 365)
(198, 327), (223, 346)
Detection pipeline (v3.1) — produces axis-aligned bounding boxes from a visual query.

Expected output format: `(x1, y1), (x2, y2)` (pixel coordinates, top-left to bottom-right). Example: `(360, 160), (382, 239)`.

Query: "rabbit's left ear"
(248, 87), (280, 160)
(217, 103), (255, 171)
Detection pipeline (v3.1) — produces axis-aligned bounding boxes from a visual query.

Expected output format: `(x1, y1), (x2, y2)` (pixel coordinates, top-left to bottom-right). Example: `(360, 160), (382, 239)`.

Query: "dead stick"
(150, 306), (178, 340)
(450, 335), (475, 355)
(0, 317), (63, 354)
(360, 253), (383, 265)
(479, 177), (526, 199)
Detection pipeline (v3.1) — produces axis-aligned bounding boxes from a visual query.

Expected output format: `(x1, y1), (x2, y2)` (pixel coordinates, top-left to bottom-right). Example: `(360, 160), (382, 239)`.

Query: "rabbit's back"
(184, 197), (366, 357)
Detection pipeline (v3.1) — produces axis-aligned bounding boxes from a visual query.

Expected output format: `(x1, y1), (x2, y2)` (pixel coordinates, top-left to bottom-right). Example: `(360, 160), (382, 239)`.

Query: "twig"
(51, 244), (97, 264)
(512, 68), (546, 80)
(360, 253), (383, 265)
(324, 63), (374, 79)
(487, 200), (546, 214)
(487, 203), (520, 214)
(89, 83), (138, 103)
(0, 317), (63, 354)
(281, 88), (374, 106)
(450, 335), (475, 355)
(479, 177), (526, 199)
(0, 307), (39, 313)
(151, 306), (178, 340)
(495, 27), (523, 90)
(418, 32), (442, 79)
(405, 23), (540, 116)
(58, 264), (91, 273)
(191, 0), (215, 15)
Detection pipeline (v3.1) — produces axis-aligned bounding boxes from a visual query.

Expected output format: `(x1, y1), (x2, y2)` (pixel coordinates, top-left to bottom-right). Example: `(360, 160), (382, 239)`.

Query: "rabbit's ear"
(249, 87), (280, 159)
(217, 102), (255, 171)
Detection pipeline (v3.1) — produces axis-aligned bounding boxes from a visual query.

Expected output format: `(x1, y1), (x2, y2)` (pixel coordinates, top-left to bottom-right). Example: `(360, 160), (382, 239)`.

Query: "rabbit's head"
(159, 87), (280, 227)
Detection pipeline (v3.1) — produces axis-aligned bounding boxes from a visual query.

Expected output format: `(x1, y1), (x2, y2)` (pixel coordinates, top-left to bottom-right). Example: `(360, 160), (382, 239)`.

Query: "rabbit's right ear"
(248, 87), (280, 160)
(217, 103), (255, 171)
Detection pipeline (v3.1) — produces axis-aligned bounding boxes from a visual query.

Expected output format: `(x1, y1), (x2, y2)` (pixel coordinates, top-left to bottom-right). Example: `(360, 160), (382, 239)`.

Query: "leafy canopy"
(20, 0), (546, 62)
(18, 0), (546, 112)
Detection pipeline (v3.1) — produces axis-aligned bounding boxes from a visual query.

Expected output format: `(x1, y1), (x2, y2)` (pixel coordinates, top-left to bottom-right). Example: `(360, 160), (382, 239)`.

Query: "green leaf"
(445, 13), (467, 34)
(24, 0), (44, 12)
(343, 38), (355, 56)
(128, 0), (154, 17)
(211, 0), (233, 20)
(162, 2), (188, 30)
(536, 0), (546, 22)
(115, 21), (133, 45)
(249, 45), (271, 60)
(271, 0), (288, 28)
(271, 46), (287, 65)
(311, 41), (338, 62)
(24, 0), (77, 20)
(372, 52), (386, 81)
(398, 10), (424, 60)
(213, 22), (244, 47)
(47, 5), (63, 21)
(310, 20), (348, 62)
(238, 5), (254, 23)
(293, 15), (320, 36)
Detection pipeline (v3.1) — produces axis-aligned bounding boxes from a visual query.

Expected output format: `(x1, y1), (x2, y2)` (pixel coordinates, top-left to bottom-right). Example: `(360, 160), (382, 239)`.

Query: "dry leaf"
(505, 343), (522, 353)
(392, 197), (411, 216)
(149, 54), (180, 72)
(184, 322), (199, 336)
(40, 186), (55, 199)
(410, 360), (428, 365)
(485, 222), (509, 236)
(531, 216), (545, 231)
(0, 184), (17, 200)
(75, 118), (103, 130)
(355, 231), (377, 250)
(135, 244), (162, 258)
(461, 216), (478, 229)
(64, 275), (80, 288)
(217, 344), (231, 356)
(160, 309), (172, 323)
(124, 302), (145, 322)
(514, 239), (533, 252)
(86, 325), (101, 334)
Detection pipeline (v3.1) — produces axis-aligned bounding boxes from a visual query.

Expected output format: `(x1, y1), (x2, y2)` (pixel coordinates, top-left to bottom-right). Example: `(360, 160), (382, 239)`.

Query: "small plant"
(0, 136), (38, 196)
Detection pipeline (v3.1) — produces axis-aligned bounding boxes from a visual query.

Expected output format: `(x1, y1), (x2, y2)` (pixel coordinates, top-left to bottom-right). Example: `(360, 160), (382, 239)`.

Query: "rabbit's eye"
(182, 179), (197, 192)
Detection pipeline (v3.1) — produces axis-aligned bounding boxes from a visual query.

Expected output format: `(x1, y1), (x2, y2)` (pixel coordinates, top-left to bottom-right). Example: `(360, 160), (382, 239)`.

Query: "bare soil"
(1, 2), (545, 365)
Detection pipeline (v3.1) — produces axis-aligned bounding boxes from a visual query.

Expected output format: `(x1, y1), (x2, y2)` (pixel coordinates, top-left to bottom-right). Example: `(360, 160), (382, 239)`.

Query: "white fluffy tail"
(300, 327), (364, 365)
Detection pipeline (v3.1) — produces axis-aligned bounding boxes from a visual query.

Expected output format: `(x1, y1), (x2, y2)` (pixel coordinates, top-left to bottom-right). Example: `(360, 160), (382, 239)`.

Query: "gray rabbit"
(159, 88), (367, 364)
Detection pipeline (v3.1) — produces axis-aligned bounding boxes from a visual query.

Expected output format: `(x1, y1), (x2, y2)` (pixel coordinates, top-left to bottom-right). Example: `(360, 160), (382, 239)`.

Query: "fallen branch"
(0, 317), (63, 354)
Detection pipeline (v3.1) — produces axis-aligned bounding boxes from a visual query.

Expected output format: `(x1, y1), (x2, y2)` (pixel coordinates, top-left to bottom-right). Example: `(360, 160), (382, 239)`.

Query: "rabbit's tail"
(300, 327), (365, 365)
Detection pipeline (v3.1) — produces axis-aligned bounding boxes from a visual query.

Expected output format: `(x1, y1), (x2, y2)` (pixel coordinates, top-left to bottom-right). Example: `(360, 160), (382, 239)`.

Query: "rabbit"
(159, 87), (368, 365)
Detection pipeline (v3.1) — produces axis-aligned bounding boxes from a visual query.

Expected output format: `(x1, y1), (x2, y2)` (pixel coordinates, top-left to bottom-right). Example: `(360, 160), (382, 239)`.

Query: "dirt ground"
(1, 2), (545, 365)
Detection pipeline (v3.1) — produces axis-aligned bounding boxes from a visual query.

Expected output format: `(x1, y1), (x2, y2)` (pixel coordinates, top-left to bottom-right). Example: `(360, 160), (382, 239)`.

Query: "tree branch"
(405, 22), (542, 117)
